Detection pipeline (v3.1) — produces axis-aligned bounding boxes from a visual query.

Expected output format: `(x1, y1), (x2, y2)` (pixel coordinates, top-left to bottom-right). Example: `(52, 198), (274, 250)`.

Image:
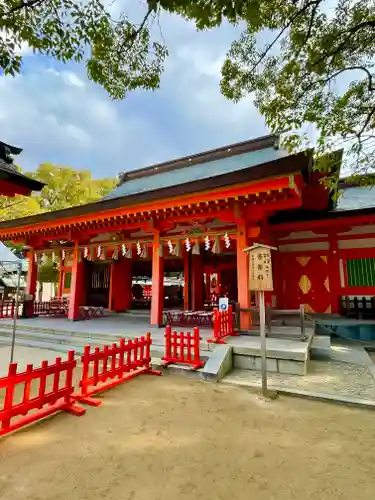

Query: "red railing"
(208, 305), (238, 344)
(162, 325), (204, 370)
(0, 300), (18, 319)
(33, 297), (69, 316)
(74, 333), (161, 406)
(0, 351), (85, 437)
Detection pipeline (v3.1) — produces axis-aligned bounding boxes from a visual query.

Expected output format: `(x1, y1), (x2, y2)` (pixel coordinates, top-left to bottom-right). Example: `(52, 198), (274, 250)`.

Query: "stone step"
(0, 329), (165, 358)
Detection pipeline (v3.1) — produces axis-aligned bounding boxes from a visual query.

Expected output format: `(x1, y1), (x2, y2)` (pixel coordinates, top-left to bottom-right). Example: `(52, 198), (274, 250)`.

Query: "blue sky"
(0, 5), (268, 180)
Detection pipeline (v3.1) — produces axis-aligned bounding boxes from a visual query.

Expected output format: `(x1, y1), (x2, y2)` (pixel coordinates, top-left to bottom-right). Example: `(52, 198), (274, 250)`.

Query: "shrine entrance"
(86, 261), (110, 307)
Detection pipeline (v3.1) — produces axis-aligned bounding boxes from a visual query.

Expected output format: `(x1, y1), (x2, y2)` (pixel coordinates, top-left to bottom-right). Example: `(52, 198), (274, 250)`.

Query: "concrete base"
(225, 336), (310, 376)
(233, 354), (306, 375)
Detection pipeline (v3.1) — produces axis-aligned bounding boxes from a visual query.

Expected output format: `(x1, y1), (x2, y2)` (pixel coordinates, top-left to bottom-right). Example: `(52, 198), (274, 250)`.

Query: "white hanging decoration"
(112, 247), (119, 260)
(174, 240), (181, 257)
(224, 232), (231, 249)
(136, 240), (142, 256)
(97, 245), (102, 259)
(167, 240), (174, 254)
(212, 236), (220, 254)
(41, 253), (46, 265)
(141, 245), (148, 259)
(185, 237), (191, 252)
(204, 235), (210, 251)
(83, 247), (89, 259)
(52, 251), (56, 263)
(34, 252), (38, 263)
(61, 249), (66, 261)
(192, 241), (200, 255)
(121, 243), (127, 257)
(126, 246), (133, 259)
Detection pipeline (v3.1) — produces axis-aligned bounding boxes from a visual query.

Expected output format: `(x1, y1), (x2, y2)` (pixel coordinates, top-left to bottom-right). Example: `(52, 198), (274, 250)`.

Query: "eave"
(0, 173), (302, 243)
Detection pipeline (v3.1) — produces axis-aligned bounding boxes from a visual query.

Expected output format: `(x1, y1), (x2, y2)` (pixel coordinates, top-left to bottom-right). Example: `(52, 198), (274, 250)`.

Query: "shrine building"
(0, 133), (373, 327)
(0, 141), (44, 197)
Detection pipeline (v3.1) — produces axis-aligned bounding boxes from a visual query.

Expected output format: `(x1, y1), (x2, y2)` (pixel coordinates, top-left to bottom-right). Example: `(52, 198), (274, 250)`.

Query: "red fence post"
(208, 305), (237, 343)
(162, 327), (204, 370)
(0, 352), (85, 437)
(74, 334), (161, 406)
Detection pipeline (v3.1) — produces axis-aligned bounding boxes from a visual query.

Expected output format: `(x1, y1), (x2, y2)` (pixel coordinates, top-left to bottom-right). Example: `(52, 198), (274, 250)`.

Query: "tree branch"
(0, 0), (46, 17)
(251, 0), (322, 72)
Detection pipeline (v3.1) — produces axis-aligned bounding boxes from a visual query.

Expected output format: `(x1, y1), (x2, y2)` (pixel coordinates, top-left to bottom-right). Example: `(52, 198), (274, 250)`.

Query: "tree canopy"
(0, 162), (116, 221)
(1, 1), (374, 177)
(220, 0), (375, 179)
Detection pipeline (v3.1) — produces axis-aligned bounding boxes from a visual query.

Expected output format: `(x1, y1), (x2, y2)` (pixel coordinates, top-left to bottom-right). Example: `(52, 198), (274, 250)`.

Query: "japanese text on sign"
(249, 247), (273, 291)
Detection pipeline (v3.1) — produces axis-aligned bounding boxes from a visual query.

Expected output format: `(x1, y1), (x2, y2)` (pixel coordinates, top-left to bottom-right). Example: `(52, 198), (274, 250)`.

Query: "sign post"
(244, 243), (277, 398)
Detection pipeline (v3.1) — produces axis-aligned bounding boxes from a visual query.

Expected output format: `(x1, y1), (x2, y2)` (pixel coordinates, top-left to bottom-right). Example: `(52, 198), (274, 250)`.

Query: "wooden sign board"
(249, 246), (274, 291)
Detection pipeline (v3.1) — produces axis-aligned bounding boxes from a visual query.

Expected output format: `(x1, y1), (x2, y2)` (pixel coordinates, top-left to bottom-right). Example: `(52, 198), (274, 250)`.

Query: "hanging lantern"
(61, 249), (66, 261)
(121, 243), (127, 257)
(174, 241), (181, 257)
(167, 240), (174, 254)
(192, 241), (200, 255)
(212, 236), (220, 254)
(224, 232), (231, 249)
(136, 241), (142, 256)
(204, 235), (210, 251)
(185, 237), (191, 252)
(97, 245), (102, 259)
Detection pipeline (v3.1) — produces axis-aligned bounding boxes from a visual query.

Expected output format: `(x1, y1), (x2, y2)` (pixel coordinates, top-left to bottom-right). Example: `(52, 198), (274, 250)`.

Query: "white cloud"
(62, 71), (85, 88)
(0, 11), (268, 177)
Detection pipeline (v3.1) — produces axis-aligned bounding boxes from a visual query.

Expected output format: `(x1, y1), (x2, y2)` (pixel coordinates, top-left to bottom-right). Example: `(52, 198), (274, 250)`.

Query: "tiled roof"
(334, 186), (375, 211)
(104, 145), (288, 201)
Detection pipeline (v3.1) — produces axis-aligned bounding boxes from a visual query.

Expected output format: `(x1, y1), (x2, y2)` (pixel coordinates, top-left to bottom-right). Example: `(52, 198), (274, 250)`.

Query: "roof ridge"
(118, 133), (280, 185)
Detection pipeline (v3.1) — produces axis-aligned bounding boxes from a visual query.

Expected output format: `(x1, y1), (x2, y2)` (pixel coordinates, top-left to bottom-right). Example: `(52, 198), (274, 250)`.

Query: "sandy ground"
(1, 375), (375, 500)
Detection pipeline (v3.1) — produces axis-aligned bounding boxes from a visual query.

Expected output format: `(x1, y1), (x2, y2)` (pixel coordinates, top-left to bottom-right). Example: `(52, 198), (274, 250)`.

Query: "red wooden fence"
(0, 351), (85, 437)
(208, 305), (238, 344)
(33, 298), (69, 316)
(0, 300), (18, 319)
(75, 333), (161, 406)
(162, 325), (204, 370)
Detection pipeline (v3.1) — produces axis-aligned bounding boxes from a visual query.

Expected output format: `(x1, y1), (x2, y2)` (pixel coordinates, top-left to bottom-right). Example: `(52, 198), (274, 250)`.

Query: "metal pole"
(10, 263), (21, 364)
(259, 290), (268, 397)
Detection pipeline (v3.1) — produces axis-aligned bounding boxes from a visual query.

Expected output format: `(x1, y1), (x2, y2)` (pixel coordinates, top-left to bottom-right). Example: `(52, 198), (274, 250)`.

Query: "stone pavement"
(0, 345), (70, 377)
(223, 359), (375, 401)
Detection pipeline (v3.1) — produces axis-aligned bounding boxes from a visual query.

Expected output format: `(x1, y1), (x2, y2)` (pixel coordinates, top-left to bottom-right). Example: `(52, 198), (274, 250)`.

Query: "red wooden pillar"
(183, 249), (190, 310)
(272, 250), (283, 309)
(68, 242), (85, 321)
(191, 254), (204, 310)
(25, 248), (38, 317)
(109, 257), (132, 312)
(237, 223), (252, 330)
(328, 235), (340, 314)
(151, 232), (164, 326)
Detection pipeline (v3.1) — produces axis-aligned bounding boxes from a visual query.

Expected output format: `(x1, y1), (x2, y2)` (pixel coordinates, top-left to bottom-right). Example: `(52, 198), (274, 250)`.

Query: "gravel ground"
(224, 359), (375, 400)
(1, 376), (375, 500)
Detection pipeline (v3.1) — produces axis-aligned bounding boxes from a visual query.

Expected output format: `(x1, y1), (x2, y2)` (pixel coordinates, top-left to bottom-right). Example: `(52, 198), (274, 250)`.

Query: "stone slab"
(226, 336), (308, 362)
(233, 354), (306, 375)
(277, 359), (306, 375)
(201, 344), (232, 382)
(221, 377), (375, 410)
(234, 354), (278, 373)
